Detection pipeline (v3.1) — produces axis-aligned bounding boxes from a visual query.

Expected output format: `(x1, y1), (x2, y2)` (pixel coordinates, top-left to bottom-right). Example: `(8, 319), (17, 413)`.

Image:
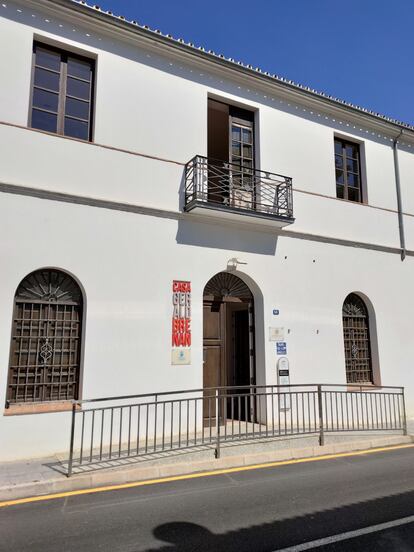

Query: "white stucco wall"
(0, 1), (413, 460)
(0, 191), (413, 460)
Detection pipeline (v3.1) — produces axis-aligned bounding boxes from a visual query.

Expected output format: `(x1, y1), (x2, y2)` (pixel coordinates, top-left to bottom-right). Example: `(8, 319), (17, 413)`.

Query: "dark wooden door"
(233, 309), (250, 387)
(203, 273), (255, 423)
(228, 307), (251, 421)
(203, 300), (225, 419)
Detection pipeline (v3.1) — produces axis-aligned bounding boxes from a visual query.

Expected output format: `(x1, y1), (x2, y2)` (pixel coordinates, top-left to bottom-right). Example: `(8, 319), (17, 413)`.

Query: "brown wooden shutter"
(208, 99), (229, 162)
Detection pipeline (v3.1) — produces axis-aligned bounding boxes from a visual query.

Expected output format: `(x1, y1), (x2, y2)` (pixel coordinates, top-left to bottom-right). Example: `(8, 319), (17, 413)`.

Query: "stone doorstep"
(0, 434), (412, 502)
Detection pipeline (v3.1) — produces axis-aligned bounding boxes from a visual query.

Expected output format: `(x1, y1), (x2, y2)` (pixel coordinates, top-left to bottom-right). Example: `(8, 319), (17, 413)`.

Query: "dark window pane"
(64, 117), (89, 140)
(67, 57), (92, 81)
(336, 184), (344, 199)
(335, 154), (343, 168)
(33, 88), (59, 112)
(334, 140), (342, 155)
(31, 109), (57, 133)
(66, 77), (90, 100)
(347, 158), (359, 173)
(232, 126), (241, 141)
(65, 97), (89, 120)
(242, 128), (252, 143)
(346, 144), (359, 158)
(336, 169), (344, 184)
(347, 172), (360, 187)
(243, 144), (253, 158)
(232, 142), (241, 156)
(348, 187), (360, 202)
(231, 157), (242, 169)
(35, 48), (61, 71)
(34, 67), (60, 91)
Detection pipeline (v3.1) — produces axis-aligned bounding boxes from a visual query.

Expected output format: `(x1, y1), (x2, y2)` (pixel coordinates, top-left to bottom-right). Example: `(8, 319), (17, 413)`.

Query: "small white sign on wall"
(269, 327), (285, 342)
(171, 348), (191, 365)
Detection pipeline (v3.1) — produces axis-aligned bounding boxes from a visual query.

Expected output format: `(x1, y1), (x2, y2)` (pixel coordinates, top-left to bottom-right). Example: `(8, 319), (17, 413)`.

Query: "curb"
(0, 434), (412, 502)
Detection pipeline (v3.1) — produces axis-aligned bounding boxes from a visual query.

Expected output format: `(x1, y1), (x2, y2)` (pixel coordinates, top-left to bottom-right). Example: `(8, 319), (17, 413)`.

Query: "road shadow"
(144, 488), (414, 551)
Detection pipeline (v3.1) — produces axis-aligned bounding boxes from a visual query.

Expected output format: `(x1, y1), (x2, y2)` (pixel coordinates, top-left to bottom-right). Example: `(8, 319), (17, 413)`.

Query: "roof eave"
(23, 0), (414, 140)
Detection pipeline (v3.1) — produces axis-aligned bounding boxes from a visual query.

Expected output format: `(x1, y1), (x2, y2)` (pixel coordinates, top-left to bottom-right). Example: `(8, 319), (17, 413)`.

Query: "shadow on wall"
(175, 219), (278, 255)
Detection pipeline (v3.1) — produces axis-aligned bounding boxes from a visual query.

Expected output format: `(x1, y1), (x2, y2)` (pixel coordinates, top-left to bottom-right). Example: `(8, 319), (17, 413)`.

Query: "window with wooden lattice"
(7, 269), (83, 405)
(342, 293), (373, 384)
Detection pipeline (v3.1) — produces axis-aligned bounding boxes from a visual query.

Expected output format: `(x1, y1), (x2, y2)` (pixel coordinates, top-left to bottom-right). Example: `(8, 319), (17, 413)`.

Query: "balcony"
(184, 155), (294, 227)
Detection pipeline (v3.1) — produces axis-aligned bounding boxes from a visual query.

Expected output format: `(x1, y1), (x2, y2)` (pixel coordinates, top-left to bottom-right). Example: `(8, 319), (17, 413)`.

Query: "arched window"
(7, 269), (83, 405)
(342, 293), (373, 384)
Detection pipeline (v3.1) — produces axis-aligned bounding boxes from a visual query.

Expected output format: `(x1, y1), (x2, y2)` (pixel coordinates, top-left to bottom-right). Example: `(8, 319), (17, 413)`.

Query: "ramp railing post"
(318, 385), (324, 447)
(402, 387), (407, 436)
(215, 388), (221, 459)
(67, 402), (77, 477)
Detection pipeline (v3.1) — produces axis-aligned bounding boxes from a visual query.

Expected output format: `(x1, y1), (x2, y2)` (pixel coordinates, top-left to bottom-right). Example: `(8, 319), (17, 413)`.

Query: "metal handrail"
(66, 383), (406, 477)
(70, 383), (404, 406)
(6, 383), (403, 409)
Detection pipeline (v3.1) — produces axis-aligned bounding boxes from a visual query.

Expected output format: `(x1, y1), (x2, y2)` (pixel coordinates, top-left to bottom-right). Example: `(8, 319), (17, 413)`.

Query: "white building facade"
(0, 0), (413, 461)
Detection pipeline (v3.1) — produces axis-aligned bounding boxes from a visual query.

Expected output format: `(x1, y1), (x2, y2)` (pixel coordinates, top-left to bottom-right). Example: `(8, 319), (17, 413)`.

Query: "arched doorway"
(203, 272), (255, 422)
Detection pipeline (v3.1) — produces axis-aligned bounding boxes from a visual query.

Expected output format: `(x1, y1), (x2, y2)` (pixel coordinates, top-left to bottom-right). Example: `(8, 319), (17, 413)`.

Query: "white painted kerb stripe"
(273, 514), (414, 551)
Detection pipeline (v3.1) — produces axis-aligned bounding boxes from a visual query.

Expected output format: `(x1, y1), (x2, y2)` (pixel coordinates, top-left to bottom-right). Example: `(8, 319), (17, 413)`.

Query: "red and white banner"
(172, 280), (191, 347)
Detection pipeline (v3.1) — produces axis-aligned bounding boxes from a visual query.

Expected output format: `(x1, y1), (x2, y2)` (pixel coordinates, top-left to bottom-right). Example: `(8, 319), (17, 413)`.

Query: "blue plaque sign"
(276, 342), (287, 355)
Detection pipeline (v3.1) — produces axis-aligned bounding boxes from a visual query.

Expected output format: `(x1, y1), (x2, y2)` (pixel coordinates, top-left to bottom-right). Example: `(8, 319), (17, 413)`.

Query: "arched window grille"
(7, 269), (83, 405)
(342, 293), (373, 384)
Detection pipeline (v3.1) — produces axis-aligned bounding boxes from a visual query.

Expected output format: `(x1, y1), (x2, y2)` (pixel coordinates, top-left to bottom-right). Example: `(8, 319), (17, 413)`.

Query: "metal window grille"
(7, 270), (83, 404)
(342, 294), (373, 384)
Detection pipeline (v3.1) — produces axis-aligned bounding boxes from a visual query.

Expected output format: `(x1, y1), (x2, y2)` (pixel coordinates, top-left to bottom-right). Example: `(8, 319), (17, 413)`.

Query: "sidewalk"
(1, 428), (413, 502)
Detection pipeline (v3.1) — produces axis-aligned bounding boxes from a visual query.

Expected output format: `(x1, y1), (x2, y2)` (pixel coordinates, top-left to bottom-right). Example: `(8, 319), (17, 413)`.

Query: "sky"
(96, 0), (414, 126)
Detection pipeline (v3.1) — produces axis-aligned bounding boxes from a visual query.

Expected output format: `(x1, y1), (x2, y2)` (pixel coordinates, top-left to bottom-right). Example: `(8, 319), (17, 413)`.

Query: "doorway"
(207, 99), (255, 209)
(203, 272), (255, 423)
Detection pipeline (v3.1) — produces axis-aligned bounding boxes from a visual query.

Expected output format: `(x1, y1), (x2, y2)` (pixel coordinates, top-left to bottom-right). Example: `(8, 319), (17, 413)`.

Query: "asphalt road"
(1, 446), (414, 552)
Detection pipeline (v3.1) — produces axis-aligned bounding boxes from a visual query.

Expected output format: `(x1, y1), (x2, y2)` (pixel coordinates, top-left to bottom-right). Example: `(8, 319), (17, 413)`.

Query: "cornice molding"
(0, 181), (411, 258)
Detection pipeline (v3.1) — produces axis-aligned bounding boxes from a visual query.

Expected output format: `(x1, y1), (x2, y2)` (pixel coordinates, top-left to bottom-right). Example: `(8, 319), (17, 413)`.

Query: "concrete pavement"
(0, 429), (412, 502)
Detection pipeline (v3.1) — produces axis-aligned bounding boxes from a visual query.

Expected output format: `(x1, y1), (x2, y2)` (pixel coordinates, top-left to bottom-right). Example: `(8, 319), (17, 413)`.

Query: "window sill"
(346, 383), (376, 392)
(336, 197), (367, 206)
(4, 401), (75, 416)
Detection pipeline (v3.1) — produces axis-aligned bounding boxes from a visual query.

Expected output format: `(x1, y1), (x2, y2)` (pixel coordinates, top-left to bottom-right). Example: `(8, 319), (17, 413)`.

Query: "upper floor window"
(335, 138), (362, 203)
(30, 42), (94, 141)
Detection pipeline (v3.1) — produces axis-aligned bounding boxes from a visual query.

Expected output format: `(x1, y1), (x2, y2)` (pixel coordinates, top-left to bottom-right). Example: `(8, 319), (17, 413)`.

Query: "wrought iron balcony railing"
(184, 155), (294, 223)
